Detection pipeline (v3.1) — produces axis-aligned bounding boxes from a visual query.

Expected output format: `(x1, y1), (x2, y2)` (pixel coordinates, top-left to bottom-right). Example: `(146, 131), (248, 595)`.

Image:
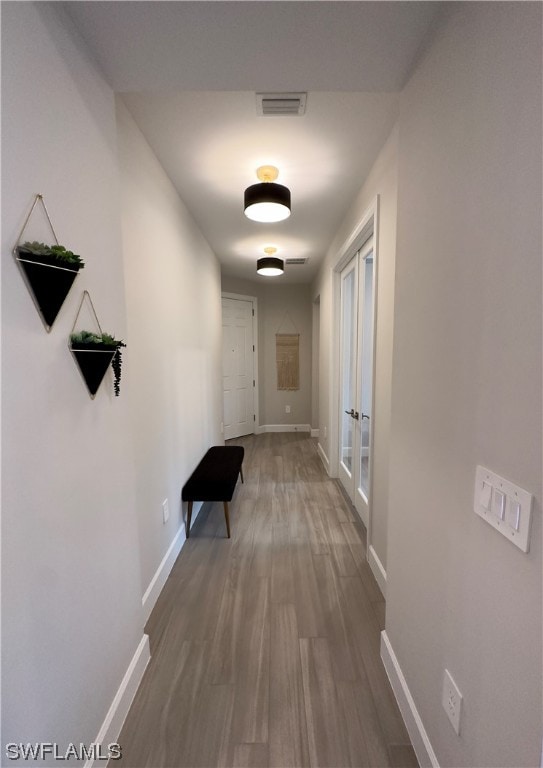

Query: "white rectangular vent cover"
(286, 258), (308, 265)
(257, 92), (307, 116)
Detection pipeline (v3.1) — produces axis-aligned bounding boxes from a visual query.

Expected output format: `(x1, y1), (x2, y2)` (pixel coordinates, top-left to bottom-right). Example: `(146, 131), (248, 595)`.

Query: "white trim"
(331, 197), (382, 563)
(368, 544), (387, 598)
(317, 442), (330, 474)
(380, 631), (440, 768)
(365, 201), (380, 557)
(85, 635), (150, 768)
(256, 423), (311, 434)
(354, 492), (369, 529)
(334, 208), (378, 275)
(141, 505), (200, 621)
(221, 292), (259, 436)
(311, 428), (319, 438)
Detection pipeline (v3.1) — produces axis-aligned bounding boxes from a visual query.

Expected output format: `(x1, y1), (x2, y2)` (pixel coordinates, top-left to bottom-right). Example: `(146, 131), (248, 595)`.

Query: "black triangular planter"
(17, 258), (79, 330)
(71, 348), (115, 398)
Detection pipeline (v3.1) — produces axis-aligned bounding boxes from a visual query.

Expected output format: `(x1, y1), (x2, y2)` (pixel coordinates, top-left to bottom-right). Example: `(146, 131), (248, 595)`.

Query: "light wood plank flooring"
(117, 433), (417, 768)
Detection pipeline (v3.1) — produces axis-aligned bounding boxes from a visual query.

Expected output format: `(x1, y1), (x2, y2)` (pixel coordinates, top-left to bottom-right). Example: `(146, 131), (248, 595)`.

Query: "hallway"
(117, 433), (417, 767)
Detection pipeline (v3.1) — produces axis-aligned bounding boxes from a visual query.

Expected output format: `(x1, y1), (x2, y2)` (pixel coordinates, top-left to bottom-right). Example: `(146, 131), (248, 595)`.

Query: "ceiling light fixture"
(244, 166), (291, 223)
(257, 246), (284, 277)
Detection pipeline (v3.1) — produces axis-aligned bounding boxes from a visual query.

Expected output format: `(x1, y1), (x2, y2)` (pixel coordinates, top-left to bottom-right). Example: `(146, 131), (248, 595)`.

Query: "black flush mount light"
(257, 247), (284, 276)
(244, 166), (291, 223)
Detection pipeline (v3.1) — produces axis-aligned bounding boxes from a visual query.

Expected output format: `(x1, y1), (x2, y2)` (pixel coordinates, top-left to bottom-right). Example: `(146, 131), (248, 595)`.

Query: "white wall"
(312, 124), (399, 574)
(117, 100), (222, 596)
(387, 4), (542, 766)
(221, 276), (313, 428)
(1, 3), (224, 755)
(1, 3), (144, 752)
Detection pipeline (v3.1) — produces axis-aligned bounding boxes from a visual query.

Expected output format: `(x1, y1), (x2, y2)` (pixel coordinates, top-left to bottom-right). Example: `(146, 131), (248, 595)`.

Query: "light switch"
(492, 489), (505, 521)
(506, 499), (521, 531)
(480, 481), (492, 511)
(474, 466), (533, 553)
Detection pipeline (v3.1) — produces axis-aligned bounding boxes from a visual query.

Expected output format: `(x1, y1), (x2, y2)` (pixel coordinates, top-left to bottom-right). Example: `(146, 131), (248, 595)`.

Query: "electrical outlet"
(285, 405), (291, 413)
(442, 669), (463, 735)
(162, 498), (169, 524)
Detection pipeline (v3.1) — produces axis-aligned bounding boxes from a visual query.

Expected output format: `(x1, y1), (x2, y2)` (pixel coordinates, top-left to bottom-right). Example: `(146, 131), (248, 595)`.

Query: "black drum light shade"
(257, 256), (284, 276)
(244, 182), (291, 223)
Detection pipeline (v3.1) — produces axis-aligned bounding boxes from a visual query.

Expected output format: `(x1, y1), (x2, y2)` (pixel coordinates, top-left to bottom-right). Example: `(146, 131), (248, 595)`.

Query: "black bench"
(181, 446), (244, 538)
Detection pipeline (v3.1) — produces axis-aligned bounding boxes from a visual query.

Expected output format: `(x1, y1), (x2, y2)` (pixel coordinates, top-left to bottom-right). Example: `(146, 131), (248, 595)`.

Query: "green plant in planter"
(70, 331), (126, 396)
(19, 240), (85, 270)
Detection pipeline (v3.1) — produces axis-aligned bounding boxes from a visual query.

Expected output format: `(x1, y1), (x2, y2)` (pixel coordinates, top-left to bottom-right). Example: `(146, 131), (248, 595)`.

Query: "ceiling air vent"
(286, 258), (309, 266)
(256, 92), (307, 117)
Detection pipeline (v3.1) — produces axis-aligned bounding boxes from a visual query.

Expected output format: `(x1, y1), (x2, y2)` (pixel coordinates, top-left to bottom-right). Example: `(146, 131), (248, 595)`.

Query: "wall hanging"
(276, 312), (300, 391)
(69, 291), (126, 399)
(13, 194), (85, 331)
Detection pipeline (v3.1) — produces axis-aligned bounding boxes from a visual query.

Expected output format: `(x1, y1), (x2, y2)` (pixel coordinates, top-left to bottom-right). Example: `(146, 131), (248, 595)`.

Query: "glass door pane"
(339, 260), (357, 477)
(358, 251), (374, 500)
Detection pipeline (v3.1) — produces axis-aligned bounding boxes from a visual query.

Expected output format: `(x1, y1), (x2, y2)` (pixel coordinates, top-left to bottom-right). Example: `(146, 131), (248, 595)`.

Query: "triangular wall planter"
(13, 195), (83, 331)
(69, 291), (126, 399)
(17, 256), (80, 330)
(71, 347), (115, 399)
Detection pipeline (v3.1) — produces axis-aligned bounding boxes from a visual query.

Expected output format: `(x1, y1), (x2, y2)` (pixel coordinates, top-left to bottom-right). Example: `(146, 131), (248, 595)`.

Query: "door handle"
(361, 413), (370, 420)
(353, 411), (360, 420)
(344, 409), (360, 420)
(344, 409), (354, 417)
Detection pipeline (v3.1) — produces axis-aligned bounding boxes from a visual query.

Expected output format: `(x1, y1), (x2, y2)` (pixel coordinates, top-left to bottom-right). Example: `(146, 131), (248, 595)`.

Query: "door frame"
(221, 292), (259, 435)
(330, 197), (379, 543)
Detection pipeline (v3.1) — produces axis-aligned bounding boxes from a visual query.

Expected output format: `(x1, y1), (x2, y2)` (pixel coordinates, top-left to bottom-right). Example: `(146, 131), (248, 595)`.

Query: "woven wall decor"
(276, 333), (300, 390)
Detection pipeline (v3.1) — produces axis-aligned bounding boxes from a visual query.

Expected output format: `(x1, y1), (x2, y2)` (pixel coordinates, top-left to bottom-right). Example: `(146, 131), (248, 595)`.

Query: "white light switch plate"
(474, 466), (533, 552)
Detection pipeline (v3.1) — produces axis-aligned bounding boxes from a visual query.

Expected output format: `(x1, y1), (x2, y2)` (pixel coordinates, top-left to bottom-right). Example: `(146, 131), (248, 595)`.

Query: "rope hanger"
(14, 193), (60, 250)
(71, 290), (103, 336)
(275, 311), (299, 336)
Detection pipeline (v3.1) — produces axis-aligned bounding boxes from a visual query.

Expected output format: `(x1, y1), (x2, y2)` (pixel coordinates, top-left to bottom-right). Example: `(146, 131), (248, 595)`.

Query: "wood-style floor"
(117, 433), (417, 768)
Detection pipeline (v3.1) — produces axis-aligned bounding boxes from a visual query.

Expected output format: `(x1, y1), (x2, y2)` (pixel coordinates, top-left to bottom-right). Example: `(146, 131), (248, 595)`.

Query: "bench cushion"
(182, 446), (244, 503)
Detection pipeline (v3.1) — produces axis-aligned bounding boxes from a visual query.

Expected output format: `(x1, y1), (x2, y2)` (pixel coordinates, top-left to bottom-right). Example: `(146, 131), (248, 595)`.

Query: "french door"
(338, 236), (375, 528)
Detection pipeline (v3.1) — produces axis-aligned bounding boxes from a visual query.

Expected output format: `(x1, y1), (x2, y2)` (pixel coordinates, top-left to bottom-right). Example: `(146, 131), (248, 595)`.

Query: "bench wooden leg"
(186, 501), (193, 539)
(240, 466), (244, 483)
(223, 501), (231, 538)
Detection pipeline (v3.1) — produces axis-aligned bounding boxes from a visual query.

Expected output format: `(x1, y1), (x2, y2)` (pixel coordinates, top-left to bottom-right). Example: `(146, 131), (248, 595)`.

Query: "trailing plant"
(70, 331), (126, 396)
(19, 241), (85, 269)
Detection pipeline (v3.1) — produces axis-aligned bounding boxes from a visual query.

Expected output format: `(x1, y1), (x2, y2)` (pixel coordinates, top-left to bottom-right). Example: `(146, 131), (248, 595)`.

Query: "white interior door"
(338, 257), (358, 494)
(337, 236), (376, 528)
(353, 239), (375, 525)
(222, 297), (255, 439)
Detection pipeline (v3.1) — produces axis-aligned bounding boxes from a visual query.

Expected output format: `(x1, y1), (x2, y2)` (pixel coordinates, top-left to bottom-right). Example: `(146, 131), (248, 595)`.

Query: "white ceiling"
(65, 1), (443, 284)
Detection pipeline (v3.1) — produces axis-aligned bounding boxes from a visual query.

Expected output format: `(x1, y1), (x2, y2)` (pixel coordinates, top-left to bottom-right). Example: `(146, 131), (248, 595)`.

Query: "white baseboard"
(85, 635), (150, 768)
(311, 428), (319, 438)
(368, 544), (387, 598)
(317, 442), (330, 474)
(142, 503), (204, 622)
(256, 424), (311, 434)
(380, 631), (439, 768)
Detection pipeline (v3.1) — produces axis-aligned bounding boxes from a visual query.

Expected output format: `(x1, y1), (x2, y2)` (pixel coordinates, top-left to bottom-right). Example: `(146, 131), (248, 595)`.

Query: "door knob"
(344, 409), (360, 420)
